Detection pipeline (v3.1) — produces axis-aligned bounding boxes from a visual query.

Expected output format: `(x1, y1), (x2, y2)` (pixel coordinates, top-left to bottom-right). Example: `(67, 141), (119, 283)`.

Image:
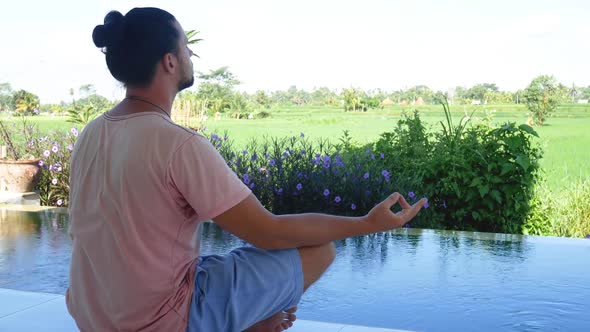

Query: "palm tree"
(185, 30), (202, 57)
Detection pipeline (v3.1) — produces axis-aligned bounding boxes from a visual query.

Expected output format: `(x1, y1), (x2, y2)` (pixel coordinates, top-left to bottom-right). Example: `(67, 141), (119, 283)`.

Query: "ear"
(162, 53), (177, 74)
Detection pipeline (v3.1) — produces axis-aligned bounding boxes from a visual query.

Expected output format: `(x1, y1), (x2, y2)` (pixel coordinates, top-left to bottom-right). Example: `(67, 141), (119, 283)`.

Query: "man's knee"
(298, 242), (336, 290)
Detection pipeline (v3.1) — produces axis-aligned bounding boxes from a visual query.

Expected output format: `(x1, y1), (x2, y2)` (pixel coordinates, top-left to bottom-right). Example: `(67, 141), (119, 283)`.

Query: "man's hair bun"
(92, 11), (125, 48)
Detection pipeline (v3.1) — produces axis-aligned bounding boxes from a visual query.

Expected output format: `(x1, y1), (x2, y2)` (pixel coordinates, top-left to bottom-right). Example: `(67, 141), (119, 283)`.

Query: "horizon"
(1, 0), (589, 103)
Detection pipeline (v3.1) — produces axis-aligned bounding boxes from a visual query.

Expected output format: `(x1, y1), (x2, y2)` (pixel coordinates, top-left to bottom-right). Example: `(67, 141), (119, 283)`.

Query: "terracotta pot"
(0, 159), (42, 193)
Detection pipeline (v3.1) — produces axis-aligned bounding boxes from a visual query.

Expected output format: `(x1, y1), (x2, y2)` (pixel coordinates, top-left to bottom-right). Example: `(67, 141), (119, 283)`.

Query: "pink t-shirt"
(66, 111), (251, 331)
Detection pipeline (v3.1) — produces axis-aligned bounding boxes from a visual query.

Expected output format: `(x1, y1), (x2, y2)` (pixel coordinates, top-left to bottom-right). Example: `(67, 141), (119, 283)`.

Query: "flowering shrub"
(202, 130), (433, 223)
(34, 128), (77, 206)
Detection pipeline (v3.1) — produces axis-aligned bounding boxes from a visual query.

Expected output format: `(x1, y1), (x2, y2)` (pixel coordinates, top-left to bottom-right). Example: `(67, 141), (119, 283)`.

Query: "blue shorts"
(186, 247), (304, 332)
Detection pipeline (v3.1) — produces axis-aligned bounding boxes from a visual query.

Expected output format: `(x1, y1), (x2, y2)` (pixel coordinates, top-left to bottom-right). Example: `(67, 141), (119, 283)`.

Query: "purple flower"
(323, 189), (330, 196)
(224, 135), (229, 141)
(57, 199), (63, 206)
(408, 192), (416, 199)
(300, 132), (305, 138)
(380, 153), (385, 159)
(381, 170), (390, 177)
(242, 150), (248, 155)
(70, 127), (78, 137)
(269, 159), (276, 166)
(277, 188), (283, 195)
(442, 200), (447, 209)
(67, 144), (74, 151)
(371, 154), (375, 160)
(323, 161), (330, 169)
(351, 203), (356, 210)
(300, 149), (306, 155)
(282, 151), (289, 158)
(424, 199), (430, 209)
(43, 150), (50, 157)
(296, 183), (303, 191)
(585, 234), (590, 239)
(211, 134), (219, 140)
(242, 174), (250, 185)
(249, 182), (255, 189)
(335, 196), (341, 203)
(52, 146), (59, 153)
(363, 172), (370, 179)
(51, 179), (58, 185)
(251, 153), (258, 161)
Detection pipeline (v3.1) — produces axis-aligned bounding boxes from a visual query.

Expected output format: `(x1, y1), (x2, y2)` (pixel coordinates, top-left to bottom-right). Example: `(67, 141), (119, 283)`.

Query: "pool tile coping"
(0, 288), (412, 332)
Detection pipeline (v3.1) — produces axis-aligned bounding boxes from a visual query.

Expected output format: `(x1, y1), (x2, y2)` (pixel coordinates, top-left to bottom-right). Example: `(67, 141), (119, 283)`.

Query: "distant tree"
(524, 75), (560, 126)
(197, 67), (240, 111)
(343, 88), (362, 111)
(13, 89), (40, 115)
(465, 83), (498, 103)
(0, 83), (14, 111)
(254, 90), (271, 109)
(78, 84), (96, 98)
(580, 86), (590, 99)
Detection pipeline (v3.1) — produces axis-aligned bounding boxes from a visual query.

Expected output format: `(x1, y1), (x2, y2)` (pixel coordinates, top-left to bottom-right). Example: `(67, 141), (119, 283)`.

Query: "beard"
(178, 73), (194, 92)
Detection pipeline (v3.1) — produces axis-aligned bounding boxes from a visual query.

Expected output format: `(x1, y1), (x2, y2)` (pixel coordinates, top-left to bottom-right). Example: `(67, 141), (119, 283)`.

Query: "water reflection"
(1, 211), (589, 331)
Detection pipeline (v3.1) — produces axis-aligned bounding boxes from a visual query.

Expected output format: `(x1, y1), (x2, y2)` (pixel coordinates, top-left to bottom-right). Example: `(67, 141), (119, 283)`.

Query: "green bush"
(525, 180), (590, 238)
(205, 131), (418, 217)
(554, 180), (590, 238)
(522, 182), (554, 236)
(372, 101), (543, 233)
(253, 111), (271, 119)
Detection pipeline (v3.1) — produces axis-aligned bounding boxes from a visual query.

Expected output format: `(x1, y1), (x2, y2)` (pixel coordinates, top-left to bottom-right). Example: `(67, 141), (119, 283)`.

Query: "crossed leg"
(244, 242), (337, 332)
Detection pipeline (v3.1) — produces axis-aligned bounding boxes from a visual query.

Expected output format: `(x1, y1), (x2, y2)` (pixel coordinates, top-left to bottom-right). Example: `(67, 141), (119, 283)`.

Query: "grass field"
(8, 103), (590, 192)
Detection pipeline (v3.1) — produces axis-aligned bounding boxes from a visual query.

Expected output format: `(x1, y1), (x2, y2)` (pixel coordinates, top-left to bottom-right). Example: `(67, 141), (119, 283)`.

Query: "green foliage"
(253, 111), (272, 119)
(0, 115), (39, 160)
(35, 129), (77, 207)
(373, 99), (543, 233)
(185, 30), (202, 45)
(524, 75), (560, 126)
(0, 83), (15, 111)
(66, 105), (100, 126)
(197, 67), (240, 111)
(13, 89), (40, 115)
(522, 181), (555, 236)
(524, 180), (590, 238)
(254, 90), (271, 109)
(206, 131), (411, 216)
(343, 88), (362, 111)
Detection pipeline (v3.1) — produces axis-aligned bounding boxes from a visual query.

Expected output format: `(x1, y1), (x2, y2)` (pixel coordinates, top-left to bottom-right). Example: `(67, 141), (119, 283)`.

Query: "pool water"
(1, 208), (589, 331)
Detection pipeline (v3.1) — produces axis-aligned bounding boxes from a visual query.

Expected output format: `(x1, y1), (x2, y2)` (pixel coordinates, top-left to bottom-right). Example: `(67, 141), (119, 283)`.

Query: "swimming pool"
(1, 207), (588, 331)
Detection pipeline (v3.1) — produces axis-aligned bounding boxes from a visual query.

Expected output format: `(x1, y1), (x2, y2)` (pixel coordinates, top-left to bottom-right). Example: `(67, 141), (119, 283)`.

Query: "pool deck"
(0, 288), (412, 332)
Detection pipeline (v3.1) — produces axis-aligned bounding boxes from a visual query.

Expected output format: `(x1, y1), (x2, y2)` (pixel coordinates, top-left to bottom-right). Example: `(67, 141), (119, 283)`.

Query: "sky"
(1, 0), (589, 103)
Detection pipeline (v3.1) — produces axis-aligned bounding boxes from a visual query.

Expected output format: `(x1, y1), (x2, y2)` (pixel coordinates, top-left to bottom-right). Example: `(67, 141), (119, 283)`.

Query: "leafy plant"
(0, 115), (39, 160)
(13, 89), (40, 115)
(66, 104), (100, 126)
(524, 75), (560, 126)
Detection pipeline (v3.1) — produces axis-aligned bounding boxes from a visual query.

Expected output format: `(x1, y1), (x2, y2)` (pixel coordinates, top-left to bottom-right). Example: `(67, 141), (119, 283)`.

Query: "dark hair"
(92, 8), (180, 87)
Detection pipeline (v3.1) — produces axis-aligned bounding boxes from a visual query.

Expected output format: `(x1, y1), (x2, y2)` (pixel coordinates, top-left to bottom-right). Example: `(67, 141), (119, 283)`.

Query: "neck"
(125, 85), (176, 115)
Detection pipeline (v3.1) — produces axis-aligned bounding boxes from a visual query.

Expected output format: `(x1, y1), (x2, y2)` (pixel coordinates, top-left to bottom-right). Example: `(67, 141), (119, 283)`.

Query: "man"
(67, 7), (427, 332)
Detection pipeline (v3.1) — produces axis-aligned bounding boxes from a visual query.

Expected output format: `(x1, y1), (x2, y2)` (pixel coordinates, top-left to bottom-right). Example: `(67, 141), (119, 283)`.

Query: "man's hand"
(363, 192), (427, 232)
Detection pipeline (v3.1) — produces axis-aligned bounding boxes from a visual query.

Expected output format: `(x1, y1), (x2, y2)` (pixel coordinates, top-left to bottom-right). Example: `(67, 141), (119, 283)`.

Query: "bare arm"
(212, 192), (427, 250)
